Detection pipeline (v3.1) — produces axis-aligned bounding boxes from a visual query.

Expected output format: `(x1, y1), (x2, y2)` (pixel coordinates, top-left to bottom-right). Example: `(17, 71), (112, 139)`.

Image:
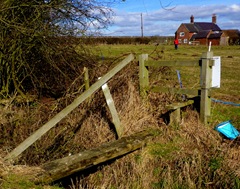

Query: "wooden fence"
(5, 52), (215, 162)
(4, 54), (134, 161)
(3, 54), (163, 184)
(3, 52), (216, 184)
(139, 51), (214, 125)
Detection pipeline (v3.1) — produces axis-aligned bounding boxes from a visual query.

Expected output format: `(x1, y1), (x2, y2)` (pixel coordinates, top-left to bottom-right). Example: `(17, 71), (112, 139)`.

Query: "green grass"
(92, 44), (240, 128)
(1, 174), (63, 189)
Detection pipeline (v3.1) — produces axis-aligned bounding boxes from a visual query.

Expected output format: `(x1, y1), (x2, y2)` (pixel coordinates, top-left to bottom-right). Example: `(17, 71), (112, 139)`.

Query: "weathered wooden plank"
(102, 82), (122, 138)
(34, 129), (159, 184)
(145, 60), (200, 67)
(150, 86), (200, 96)
(4, 54), (134, 162)
(166, 100), (194, 110)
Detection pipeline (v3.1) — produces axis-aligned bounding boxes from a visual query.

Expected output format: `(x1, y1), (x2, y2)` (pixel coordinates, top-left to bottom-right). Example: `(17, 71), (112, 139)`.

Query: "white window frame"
(183, 39), (188, 43)
(179, 32), (185, 37)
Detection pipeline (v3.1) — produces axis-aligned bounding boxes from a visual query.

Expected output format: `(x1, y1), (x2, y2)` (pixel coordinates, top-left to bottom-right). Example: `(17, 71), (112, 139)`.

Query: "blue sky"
(102, 0), (240, 36)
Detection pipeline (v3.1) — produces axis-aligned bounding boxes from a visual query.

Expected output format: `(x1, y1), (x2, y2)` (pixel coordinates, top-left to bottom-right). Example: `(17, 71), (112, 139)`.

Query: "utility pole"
(141, 13), (143, 38)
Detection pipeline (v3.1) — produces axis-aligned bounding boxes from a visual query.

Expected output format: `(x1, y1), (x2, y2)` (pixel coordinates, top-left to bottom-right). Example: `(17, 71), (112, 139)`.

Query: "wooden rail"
(139, 52), (214, 125)
(145, 60), (200, 67)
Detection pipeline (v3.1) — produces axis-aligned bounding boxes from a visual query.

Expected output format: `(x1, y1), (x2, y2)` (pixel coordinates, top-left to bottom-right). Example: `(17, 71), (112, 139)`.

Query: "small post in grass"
(139, 54), (149, 98)
(84, 67), (89, 90)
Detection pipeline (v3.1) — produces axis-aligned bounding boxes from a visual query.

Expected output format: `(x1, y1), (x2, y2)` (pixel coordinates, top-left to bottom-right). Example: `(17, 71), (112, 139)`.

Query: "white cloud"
(231, 4), (240, 12)
(102, 4), (240, 36)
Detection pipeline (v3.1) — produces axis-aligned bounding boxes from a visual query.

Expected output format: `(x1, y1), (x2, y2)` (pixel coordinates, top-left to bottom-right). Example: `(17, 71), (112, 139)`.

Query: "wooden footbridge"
(3, 51), (218, 184)
(34, 129), (157, 184)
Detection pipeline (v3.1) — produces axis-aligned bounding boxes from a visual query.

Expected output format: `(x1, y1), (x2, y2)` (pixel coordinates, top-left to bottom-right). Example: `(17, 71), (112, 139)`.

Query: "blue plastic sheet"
(215, 120), (239, 140)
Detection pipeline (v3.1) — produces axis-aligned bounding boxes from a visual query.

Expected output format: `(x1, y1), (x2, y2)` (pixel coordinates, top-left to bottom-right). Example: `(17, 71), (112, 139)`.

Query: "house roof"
(182, 22), (221, 33)
(194, 22), (221, 31)
(184, 23), (198, 33)
(191, 31), (223, 40)
(191, 30), (210, 40)
(208, 32), (222, 39)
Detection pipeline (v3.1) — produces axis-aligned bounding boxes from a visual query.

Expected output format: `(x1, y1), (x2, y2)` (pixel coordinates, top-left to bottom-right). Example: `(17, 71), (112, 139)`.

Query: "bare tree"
(0, 0), (123, 97)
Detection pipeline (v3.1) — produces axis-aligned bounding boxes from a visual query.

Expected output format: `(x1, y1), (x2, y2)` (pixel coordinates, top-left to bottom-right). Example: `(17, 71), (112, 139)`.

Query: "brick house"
(175, 14), (222, 45)
(220, 30), (240, 45)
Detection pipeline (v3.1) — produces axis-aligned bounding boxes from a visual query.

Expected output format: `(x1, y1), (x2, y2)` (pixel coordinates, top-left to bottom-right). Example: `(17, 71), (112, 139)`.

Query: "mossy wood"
(166, 100), (194, 110)
(34, 129), (158, 184)
(4, 54), (134, 161)
(166, 100), (194, 125)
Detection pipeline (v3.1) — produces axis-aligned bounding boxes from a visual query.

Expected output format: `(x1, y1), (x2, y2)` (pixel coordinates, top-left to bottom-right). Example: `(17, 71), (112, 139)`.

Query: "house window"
(179, 32), (185, 37)
(178, 39), (182, 43)
(184, 39), (188, 43)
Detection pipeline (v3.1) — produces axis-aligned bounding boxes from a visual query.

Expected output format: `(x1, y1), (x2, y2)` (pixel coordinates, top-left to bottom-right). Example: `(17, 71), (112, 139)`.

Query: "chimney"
(190, 15), (194, 23)
(212, 14), (216, 24)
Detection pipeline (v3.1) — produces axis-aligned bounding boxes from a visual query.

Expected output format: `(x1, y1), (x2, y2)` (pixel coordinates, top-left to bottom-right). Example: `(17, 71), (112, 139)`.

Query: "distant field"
(91, 44), (240, 127)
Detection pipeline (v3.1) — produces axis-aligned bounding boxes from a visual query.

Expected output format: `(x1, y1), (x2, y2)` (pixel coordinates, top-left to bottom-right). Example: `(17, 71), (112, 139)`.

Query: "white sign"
(211, 56), (221, 88)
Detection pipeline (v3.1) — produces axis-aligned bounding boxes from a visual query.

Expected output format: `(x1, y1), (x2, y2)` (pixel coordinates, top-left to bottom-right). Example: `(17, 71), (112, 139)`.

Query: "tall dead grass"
(67, 109), (238, 189)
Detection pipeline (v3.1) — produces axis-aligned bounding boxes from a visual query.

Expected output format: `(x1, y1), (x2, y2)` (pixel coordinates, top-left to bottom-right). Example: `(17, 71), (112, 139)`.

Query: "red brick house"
(175, 14), (222, 45)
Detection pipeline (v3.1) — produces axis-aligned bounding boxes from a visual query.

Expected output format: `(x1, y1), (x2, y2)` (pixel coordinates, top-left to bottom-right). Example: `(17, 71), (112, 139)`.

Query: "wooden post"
(200, 52), (213, 124)
(170, 108), (181, 125)
(83, 67), (89, 90)
(139, 54), (149, 97)
(4, 54), (134, 161)
(166, 100), (194, 125)
(101, 82), (122, 138)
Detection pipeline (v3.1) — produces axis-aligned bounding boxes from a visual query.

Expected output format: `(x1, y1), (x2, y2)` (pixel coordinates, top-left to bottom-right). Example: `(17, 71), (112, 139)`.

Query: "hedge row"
(81, 36), (174, 45)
